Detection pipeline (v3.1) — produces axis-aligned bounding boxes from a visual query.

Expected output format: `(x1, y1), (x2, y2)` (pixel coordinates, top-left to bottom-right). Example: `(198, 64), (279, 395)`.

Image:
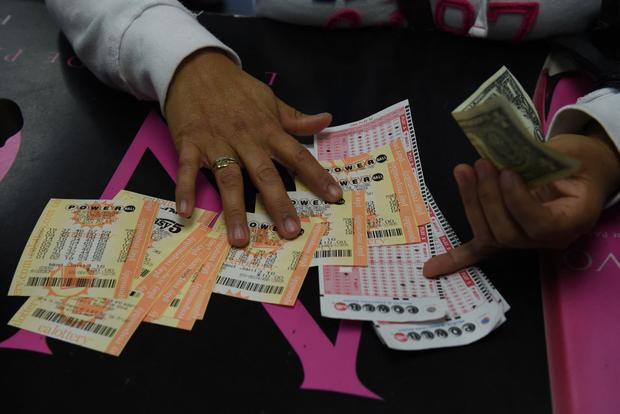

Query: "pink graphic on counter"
(0, 131), (21, 182)
(0, 111), (378, 400)
(537, 71), (620, 413)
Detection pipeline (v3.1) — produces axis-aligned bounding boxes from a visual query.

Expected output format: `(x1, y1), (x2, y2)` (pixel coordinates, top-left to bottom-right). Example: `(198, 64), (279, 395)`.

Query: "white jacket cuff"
(547, 88), (620, 207)
(119, 5), (241, 111)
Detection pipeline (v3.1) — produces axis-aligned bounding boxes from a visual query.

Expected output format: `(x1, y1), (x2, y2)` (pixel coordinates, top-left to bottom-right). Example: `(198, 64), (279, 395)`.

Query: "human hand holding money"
(424, 126), (620, 278)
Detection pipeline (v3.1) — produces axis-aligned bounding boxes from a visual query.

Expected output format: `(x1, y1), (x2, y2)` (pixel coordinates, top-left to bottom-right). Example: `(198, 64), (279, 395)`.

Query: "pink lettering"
(434, 0), (475, 35)
(487, 2), (539, 42)
(563, 248), (593, 271)
(1, 15), (11, 25)
(48, 52), (60, 64)
(4, 48), (23, 63)
(595, 253), (620, 273)
(325, 9), (363, 29)
(265, 71), (278, 87)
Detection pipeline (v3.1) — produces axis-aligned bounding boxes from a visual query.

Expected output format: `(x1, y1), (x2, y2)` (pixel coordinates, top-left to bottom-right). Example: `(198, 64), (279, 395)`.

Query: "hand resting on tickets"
(164, 48), (342, 247)
(423, 124), (620, 278)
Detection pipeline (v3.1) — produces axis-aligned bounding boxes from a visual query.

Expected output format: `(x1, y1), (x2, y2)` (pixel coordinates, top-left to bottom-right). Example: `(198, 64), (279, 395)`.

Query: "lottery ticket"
(213, 213), (327, 306)
(373, 303), (504, 350)
(10, 295), (146, 355)
(256, 191), (368, 266)
(146, 229), (230, 323)
(314, 100), (508, 346)
(113, 190), (217, 291)
(318, 140), (429, 226)
(298, 143), (426, 246)
(318, 224), (447, 322)
(8, 198), (157, 299)
(373, 195), (508, 350)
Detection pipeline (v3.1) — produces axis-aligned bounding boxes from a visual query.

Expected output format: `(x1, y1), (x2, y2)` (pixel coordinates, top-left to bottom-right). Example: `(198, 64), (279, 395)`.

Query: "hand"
(423, 126), (620, 278)
(164, 48), (343, 247)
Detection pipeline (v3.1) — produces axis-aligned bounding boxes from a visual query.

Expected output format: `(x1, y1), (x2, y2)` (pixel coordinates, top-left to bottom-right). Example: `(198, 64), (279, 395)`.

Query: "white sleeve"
(45, 0), (241, 109)
(547, 87), (620, 205)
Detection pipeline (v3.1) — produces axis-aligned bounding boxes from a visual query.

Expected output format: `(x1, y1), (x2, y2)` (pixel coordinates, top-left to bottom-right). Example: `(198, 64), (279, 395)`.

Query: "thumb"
(277, 99), (332, 136)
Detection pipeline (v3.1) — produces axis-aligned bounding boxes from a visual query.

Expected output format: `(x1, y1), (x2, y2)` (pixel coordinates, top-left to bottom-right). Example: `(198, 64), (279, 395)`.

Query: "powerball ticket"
(256, 191), (368, 266)
(8, 198), (157, 299)
(314, 101), (507, 332)
(213, 213), (327, 306)
(298, 141), (427, 246)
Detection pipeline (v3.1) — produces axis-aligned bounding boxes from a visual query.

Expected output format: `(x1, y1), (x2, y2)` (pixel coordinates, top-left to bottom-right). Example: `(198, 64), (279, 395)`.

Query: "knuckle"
(224, 207), (246, 221)
(217, 167), (242, 188)
(477, 186), (496, 205)
(292, 145), (312, 165)
(174, 123), (201, 145)
(494, 228), (519, 246)
(231, 118), (250, 133)
(254, 163), (280, 184)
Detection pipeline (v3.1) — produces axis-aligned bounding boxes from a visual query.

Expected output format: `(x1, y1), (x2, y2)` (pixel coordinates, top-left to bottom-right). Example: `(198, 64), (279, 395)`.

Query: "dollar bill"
(454, 66), (544, 142)
(453, 95), (581, 185)
(453, 69), (580, 186)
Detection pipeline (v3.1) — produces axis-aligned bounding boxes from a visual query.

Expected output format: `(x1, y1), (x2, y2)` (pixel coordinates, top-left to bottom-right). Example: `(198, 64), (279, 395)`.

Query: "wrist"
(164, 47), (238, 117)
(582, 121), (620, 199)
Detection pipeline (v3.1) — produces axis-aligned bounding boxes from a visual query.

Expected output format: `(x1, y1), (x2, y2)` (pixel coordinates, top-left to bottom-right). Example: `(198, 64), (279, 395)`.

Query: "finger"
(175, 142), (202, 218)
(207, 143), (249, 247)
(277, 99), (332, 136)
(475, 159), (527, 247)
(499, 169), (588, 245)
(270, 134), (342, 202)
(238, 141), (301, 239)
(454, 164), (493, 241)
(423, 241), (498, 278)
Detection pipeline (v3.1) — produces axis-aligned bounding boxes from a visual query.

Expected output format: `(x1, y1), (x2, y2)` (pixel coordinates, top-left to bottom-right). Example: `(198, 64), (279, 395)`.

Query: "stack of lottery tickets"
(5, 100), (507, 355)
(6, 191), (327, 356)
(305, 100), (509, 350)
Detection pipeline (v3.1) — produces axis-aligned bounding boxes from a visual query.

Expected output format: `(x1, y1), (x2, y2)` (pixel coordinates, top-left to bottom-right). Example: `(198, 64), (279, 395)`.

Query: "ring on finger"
(212, 156), (238, 170)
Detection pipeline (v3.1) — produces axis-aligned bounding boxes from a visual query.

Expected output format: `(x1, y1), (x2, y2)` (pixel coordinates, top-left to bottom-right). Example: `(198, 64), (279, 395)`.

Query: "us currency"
(454, 66), (544, 142)
(453, 94), (580, 186)
(453, 67), (580, 186)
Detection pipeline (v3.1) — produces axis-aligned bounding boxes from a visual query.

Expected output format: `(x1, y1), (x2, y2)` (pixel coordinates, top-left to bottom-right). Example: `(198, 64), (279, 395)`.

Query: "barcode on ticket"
(216, 276), (284, 295)
(367, 228), (403, 239)
(170, 298), (181, 308)
(314, 249), (353, 258)
(26, 277), (116, 289)
(32, 308), (117, 337)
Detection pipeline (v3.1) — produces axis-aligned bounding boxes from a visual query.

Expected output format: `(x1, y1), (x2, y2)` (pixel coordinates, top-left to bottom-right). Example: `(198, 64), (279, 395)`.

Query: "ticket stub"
(213, 213), (327, 306)
(256, 191), (368, 266)
(113, 190), (217, 291)
(147, 229), (230, 321)
(9, 294), (143, 355)
(373, 302), (504, 351)
(146, 315), (195, 331)
(8, 198), (157, 299)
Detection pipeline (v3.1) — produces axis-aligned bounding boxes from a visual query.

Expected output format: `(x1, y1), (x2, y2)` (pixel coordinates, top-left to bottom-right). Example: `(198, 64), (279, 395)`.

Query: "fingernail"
(328, 183), (342, 200)
(284, 216), (299, 234)
(178, 200), (188, 216)
(231, 224), (246, 243)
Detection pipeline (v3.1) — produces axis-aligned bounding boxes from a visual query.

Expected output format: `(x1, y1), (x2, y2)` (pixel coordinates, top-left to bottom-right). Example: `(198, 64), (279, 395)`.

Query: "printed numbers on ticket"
(8, 198), (157, 299)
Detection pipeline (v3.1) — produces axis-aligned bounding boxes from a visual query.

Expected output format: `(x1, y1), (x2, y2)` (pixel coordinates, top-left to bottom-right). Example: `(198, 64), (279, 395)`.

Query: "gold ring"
(212, 156), (238, 170)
